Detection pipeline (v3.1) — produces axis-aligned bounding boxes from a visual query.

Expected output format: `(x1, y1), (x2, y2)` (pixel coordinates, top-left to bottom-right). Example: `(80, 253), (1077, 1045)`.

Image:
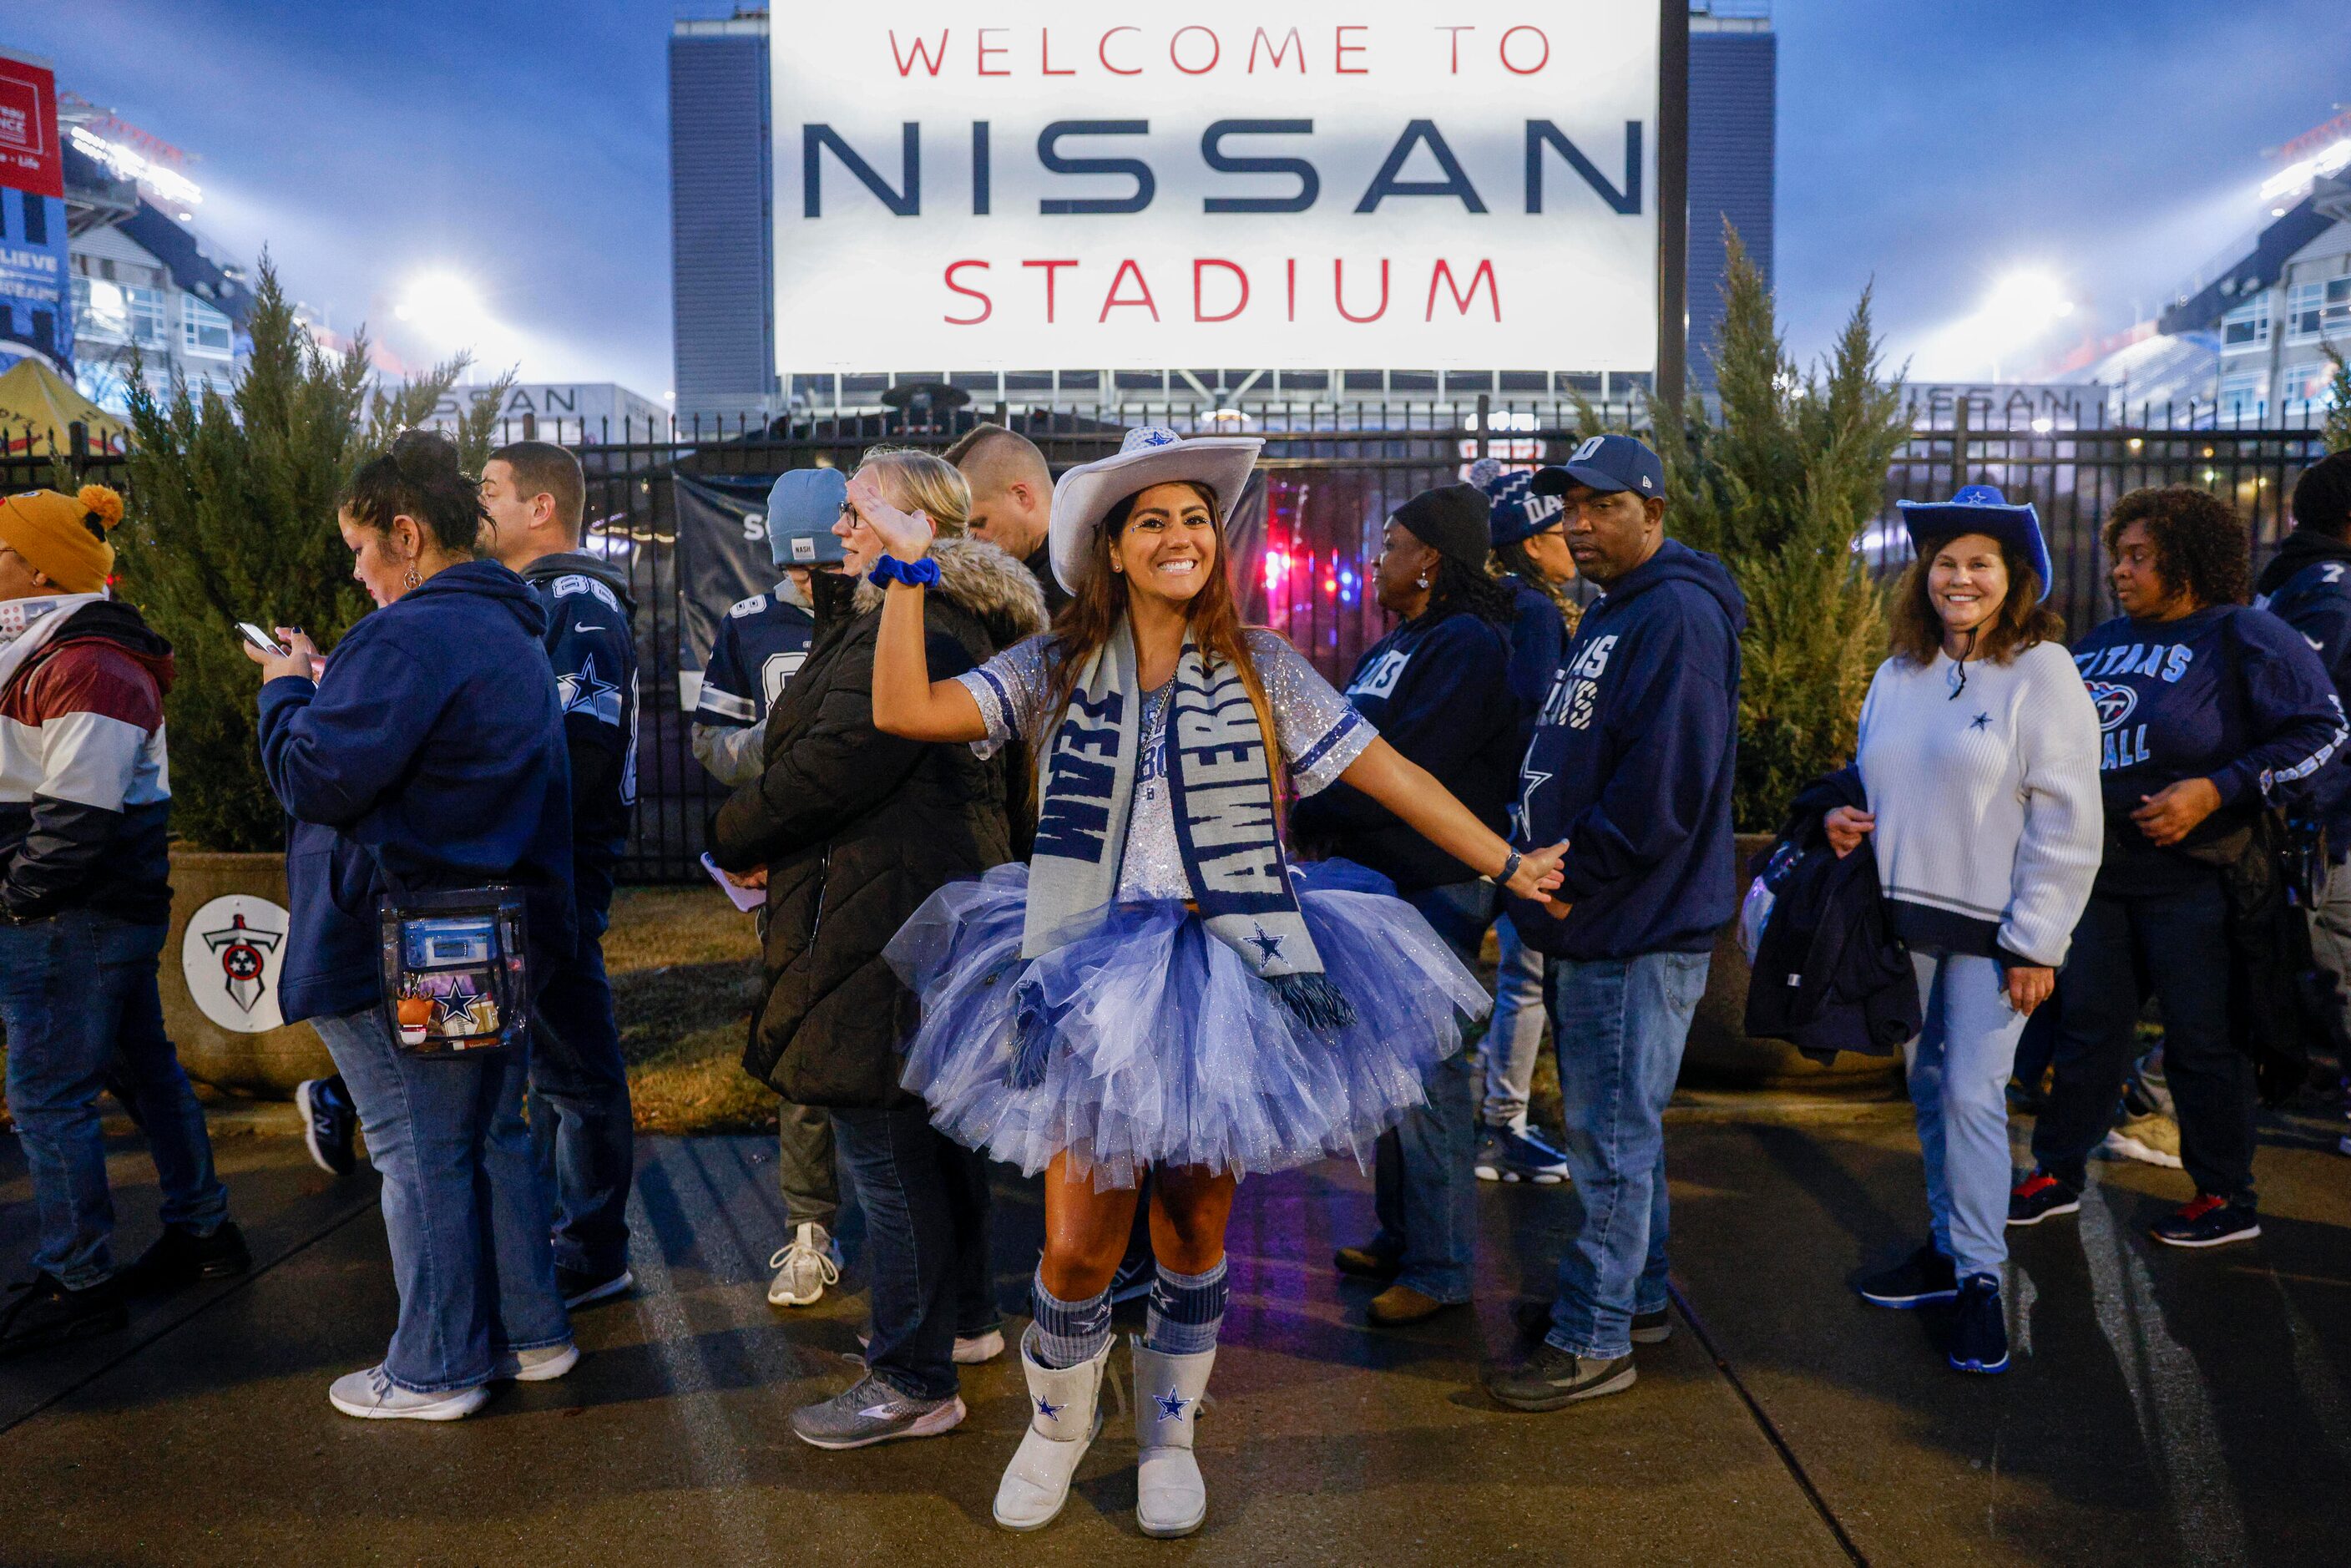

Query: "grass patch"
(608, 886), (776, 1136)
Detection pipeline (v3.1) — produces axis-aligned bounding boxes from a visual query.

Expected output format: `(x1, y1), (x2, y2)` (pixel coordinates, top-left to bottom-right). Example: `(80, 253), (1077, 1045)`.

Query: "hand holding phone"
(237, 621), (289, 658)
(240, 622), (322, 682)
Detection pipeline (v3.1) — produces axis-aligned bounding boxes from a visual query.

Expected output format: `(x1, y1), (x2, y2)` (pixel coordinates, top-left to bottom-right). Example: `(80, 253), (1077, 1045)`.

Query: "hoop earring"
(402, 567), (421, 589)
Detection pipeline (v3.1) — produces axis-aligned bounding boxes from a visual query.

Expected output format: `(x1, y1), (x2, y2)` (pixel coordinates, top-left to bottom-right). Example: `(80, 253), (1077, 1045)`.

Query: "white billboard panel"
(771, 6), (1661, 372)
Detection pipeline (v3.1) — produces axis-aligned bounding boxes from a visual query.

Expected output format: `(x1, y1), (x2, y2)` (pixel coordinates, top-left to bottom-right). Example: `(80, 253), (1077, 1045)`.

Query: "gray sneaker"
(1485, 1342), (1637, 1412)
(790, 1372), (966, 1450)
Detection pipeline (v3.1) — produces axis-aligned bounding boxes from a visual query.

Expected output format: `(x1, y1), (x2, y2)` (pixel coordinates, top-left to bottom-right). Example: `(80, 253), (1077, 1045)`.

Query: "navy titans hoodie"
(258, 560), (579, 1024)
(2254, 530), (2351, 856)
(1291, 607), (1521, 893)
(1508, 538), (1745, 960)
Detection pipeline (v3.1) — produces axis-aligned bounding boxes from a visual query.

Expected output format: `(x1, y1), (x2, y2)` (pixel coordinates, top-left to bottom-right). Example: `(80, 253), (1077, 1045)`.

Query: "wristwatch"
(1494, 848), (1524, 888)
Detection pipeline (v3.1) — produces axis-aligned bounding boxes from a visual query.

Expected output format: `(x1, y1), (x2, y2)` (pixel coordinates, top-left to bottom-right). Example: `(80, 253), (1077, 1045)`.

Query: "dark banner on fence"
(672, 473), (782, 672)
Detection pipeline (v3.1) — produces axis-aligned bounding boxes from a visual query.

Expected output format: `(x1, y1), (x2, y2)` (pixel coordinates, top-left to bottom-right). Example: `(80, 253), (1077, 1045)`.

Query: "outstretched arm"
(856, 473), (990, 742)
(1337, 736), (1570, 911)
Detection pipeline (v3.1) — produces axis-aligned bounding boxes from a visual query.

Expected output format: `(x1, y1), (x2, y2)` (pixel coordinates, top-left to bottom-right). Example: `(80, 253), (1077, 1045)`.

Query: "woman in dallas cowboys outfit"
(862, 427), (1568, 1538)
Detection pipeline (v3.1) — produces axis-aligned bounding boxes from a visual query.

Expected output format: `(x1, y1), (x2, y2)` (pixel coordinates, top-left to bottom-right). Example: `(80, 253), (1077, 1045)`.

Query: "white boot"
(1131, 1338), (1216, 1539)
(993, 1327), (1113, 1531)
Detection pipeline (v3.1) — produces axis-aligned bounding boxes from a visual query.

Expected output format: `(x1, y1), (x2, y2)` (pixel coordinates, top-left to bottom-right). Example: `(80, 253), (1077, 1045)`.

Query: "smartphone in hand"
(237, 621), (290, 658)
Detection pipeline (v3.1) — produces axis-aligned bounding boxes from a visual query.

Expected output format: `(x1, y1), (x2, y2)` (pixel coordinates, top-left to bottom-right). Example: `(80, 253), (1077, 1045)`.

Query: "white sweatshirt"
(1853, 640), (2104, 967)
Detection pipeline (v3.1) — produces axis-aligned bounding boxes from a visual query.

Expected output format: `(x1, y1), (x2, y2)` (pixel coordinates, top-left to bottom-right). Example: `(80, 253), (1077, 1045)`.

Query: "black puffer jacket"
(712, 539), (1048, 1107)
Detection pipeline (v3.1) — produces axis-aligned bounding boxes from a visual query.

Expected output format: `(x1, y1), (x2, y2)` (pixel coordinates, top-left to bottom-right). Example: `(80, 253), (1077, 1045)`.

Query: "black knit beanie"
(2295, 450), (2351, 539)
(1391, 483), (1493, 573)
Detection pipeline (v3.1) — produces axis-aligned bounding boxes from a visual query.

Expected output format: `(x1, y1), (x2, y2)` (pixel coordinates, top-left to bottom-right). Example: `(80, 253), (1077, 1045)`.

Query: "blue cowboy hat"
(1894, 485), (2052, 602)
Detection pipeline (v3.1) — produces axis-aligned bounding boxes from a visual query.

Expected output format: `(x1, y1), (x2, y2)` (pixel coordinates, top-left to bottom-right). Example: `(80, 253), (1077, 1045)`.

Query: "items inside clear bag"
(379, 898), (528, 1058)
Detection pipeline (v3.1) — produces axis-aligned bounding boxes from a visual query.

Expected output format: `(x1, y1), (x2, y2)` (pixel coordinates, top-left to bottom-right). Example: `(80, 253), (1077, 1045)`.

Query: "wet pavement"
(2, 1101), (2346, 1566)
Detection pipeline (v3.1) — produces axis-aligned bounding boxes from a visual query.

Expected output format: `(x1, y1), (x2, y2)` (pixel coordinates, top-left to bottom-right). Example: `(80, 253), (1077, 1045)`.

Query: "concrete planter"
(163, 850), (332, 1099)
(1679, 833), (1905, 1095)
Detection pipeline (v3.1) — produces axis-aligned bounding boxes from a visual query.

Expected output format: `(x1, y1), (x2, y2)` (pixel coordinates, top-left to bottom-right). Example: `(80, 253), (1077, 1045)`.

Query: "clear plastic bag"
(1737, 875), (1775, 966)
(377, 886), (529, 1060)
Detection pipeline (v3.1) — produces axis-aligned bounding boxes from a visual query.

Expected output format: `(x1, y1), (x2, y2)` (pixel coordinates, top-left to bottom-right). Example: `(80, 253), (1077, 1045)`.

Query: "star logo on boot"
(1035, 1394), (1064, 1421)
(1153, 1389), (1192, 1421)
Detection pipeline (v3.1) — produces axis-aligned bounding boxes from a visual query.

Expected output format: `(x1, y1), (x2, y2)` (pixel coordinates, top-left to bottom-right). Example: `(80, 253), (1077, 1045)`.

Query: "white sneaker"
(2100, 1113), (2185, 1170)
(768, 1222), (842, 1308)
(493, 1342), (580, 1383)
(328, 1365), (489, 1421)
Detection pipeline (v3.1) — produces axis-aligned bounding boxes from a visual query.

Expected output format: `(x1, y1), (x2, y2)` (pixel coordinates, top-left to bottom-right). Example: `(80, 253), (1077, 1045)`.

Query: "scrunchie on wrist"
(867, 554), (941, 589)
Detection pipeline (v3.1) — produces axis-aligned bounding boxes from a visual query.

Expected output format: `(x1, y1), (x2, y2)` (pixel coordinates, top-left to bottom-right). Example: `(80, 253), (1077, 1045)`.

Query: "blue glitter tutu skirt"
(884, 859), (1490, 1188)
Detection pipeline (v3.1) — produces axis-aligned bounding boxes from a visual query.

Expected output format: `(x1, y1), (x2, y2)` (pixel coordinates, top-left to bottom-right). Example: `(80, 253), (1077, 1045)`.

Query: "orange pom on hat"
(0, 483), (121, 594)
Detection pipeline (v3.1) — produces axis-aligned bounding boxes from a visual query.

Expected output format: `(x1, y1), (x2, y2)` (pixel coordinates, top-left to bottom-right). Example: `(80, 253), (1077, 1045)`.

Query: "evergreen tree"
(1599, 225), (1910, 830)
(2323, 344), (2351, 454)
(117, 258), (511, 850)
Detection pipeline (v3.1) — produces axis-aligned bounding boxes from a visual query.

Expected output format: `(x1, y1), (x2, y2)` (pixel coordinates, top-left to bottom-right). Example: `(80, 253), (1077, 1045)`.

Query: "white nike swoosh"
(575, 623), (604, 635)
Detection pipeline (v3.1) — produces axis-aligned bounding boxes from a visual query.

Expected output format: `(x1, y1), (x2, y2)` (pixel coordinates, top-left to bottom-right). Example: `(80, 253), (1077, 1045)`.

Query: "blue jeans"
(1906, 952), (2027, 1279)
(529, 878), (635, 1279)
(1482, 913), (1548, 1130)
(1543, 948), (1711, 1360)
(0, 911), (229, 1289)
(831, 1100), (996, 1402)
(1370, 880), (1492, 1305)
(311, 1007), (569, 1392)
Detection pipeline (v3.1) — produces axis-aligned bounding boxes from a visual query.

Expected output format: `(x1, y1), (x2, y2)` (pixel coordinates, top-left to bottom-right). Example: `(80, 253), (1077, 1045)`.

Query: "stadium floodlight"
(393, 271), (494, 350)
(2259, 135), (2351, 203)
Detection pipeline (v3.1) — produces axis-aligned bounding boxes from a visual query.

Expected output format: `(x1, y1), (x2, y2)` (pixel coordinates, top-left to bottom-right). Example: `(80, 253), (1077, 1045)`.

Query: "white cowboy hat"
(1049, 426), (1263, 594)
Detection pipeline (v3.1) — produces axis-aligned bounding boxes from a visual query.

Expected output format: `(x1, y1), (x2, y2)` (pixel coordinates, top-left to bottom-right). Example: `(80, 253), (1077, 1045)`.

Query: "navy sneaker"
(1854, 1244), (1958, 1308)
(295, 1077), (358, 1177)
(2149, 1194), (2260, 1249)
(2006, 1170), (2081, 1227)
(1476, 1125), (1571, 1184)
(1945, 1274), (2009, 1374)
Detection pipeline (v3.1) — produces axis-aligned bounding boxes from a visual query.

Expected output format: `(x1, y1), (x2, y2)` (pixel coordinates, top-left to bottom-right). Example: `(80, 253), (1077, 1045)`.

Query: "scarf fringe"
(1268, 970), (1357, 1032)
(1007, 980), (1054, 1090)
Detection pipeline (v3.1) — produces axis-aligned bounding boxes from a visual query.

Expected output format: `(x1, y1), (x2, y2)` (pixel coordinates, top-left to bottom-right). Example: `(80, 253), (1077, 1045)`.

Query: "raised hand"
(843, 473), (936, 564)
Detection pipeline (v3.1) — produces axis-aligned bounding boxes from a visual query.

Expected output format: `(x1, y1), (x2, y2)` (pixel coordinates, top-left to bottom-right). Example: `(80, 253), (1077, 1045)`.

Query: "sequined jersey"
(958, 629), (1373, 899)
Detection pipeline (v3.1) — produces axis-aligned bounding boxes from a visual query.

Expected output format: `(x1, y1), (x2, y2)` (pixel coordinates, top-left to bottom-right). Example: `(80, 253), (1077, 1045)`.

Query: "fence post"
(68, 421), (88, 462)
(1949, 397), (1969, 493)
(1475, 393), (1489, 463)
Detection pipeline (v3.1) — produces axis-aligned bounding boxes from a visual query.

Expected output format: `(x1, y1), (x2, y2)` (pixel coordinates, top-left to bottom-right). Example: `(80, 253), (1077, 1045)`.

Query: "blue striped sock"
(1144, 1258), (1228, 1357)
(1031, 1270), (1112, 1369)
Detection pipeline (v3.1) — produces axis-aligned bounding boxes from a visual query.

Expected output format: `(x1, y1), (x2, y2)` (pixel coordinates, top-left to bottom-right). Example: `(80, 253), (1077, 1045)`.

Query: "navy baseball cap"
(766, 468), (849, 568)
(1470, 461), (1566, 549)
(1530, 434), (1666, 501)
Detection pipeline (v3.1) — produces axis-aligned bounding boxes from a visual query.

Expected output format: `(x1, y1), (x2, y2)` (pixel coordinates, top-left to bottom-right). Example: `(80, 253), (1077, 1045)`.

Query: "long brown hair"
(1034, 479), (1280, 768)
(1888, 532), (2065, 666)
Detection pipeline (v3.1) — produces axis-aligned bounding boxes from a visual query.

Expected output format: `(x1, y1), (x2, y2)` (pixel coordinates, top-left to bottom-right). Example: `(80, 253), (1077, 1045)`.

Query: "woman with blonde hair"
(711, 445), (1050, 1444)
(862, 427), (1568, 1536)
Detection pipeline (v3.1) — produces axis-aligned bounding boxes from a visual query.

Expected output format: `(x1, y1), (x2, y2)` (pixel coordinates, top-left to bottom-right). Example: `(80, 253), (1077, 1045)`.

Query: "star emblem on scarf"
(1969, 711), (1991, 731)
(1034, 1394), (1064, 1421)
(1246, 923), (1286, 963)
(1153, 1389), (1192, 1421)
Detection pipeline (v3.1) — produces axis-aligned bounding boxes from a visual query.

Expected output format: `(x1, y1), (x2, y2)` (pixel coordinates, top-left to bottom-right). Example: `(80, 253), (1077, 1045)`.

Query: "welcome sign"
(771, 5), (1662, 372)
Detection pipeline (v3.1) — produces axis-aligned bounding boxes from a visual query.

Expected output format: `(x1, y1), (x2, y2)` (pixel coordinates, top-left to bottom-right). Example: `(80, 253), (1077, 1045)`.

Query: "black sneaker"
(0, 1272), (129, 1358)
(558, 1265), (635, 1309)
(2006, 1170), (2081, 1227)
(296, 1077), (357, 1177)
(2149, 1194), (2261, 1248)
(1485, 1341), (1637, 1412)
(1945, 1273), (2009, 1374)
(1511, 1298), (1670, 1344)
(1854, 1243), (1958, 1308)
(119, 1221), (250, 1293)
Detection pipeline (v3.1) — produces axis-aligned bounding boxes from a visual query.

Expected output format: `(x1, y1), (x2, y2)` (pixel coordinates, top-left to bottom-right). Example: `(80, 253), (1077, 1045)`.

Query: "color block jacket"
(0, 597), (175, 927)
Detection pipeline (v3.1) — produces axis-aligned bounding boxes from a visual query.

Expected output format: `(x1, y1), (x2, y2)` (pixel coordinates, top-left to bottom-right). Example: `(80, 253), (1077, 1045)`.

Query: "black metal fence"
(8, 398), (2338, 883)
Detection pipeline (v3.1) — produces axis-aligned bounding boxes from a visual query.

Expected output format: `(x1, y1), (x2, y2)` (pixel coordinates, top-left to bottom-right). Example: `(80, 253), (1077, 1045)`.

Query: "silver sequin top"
(958, 629), (1374, 900)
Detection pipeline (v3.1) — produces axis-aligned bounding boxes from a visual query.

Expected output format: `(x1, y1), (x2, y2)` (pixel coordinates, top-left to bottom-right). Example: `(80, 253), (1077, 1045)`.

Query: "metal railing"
(8, 397), (2338, 882)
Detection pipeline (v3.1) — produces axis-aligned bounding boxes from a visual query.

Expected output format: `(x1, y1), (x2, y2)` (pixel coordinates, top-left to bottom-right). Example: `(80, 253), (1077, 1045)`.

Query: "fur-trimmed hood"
(848, 536), (1051, 646)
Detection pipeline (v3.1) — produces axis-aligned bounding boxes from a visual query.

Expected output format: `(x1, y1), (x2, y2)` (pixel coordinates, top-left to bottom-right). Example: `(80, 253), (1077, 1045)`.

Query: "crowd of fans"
(1, 421), (2346, 1534)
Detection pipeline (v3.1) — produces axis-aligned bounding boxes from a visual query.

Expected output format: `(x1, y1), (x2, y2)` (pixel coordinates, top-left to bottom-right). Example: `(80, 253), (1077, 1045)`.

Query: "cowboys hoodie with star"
(2254, 528), (2351, 854)
(522, 550), (640, 893)
(1508, 538), (1745, 960)
(2070, 602), (2344, 894)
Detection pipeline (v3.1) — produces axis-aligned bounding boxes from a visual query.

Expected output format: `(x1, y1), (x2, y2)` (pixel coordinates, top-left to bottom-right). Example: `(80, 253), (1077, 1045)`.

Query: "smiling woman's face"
(1110, 482), (1219, 607)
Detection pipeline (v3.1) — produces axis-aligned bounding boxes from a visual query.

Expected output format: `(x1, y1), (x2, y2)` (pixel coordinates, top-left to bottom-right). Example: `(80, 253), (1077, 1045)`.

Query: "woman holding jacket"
(865, 427), (1566, 1538)
(1295, 482), (1524, 1326)
(710, 448), (1049, 1450)
(250, 431), (579, 1419)
(1824, 487), (2101, 1375)
(2009, 484), (2344, 1250)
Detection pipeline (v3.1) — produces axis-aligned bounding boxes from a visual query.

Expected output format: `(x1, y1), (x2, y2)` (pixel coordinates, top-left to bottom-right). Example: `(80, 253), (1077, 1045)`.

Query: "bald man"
(944, 423), (1070, 615)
